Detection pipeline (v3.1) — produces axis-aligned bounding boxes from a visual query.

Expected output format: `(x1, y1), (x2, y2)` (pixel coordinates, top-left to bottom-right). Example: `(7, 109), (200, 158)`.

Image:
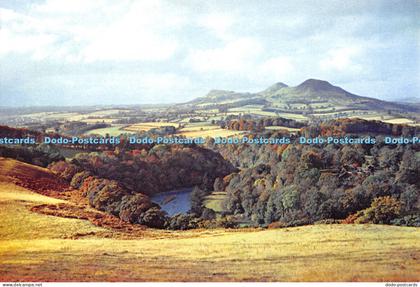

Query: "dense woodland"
(212, 140), (419, 227)
(0, 119), (419, 229)
(206, 119), (419, 227)
(48, 145), (234, 228)
(226, 117), (306, 131)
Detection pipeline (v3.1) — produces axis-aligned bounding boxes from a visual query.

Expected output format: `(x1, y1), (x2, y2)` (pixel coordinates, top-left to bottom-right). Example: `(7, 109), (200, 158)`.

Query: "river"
(150, 188), (193, 216)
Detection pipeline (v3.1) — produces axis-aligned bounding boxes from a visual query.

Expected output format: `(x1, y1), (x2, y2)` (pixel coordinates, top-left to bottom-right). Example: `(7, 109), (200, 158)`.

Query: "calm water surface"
(150, 188), (193, 216)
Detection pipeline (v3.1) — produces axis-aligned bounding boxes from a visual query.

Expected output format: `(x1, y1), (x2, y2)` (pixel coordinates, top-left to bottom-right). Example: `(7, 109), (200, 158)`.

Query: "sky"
(0, 0), (418, 106)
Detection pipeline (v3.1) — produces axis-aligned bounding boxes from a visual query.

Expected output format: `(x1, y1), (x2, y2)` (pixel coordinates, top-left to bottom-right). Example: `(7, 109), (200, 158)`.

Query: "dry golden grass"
(382, 118), (415, 124)
(0, 183), (106, 241)
(177, 128), (243, 138)
(177, 122), (245, 138)
(265, 126), (301, 132)
(0, 158), (419, 282)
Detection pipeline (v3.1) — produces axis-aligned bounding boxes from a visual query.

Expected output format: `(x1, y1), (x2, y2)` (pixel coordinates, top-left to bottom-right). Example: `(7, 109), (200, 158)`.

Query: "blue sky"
(0, 0), (418, 106)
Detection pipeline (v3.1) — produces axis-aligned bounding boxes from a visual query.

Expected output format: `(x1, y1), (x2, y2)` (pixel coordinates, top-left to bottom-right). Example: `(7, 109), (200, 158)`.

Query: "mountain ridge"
(180, 79), (419, 118)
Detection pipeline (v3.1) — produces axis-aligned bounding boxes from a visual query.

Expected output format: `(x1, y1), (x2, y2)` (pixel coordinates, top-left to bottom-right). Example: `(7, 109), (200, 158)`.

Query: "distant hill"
(394, 97), (420, 110)
(397, 96), (420, 104)
(180, 79), (419, 119)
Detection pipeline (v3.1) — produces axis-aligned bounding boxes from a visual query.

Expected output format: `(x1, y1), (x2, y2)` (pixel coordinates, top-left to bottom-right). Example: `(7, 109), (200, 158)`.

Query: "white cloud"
(319, 46), (363, 71)
(82, 23), (176, 62)
(31, 0), (104, 14)
(139, 73), (192, 92)
(0, 0), (184, 62)
(258, 56), (294, 81)
(0, 1), (416, 104)
(197, 13), (236, 40)
(0, 8), (56, 59)
(82, 1), (184, 62)
(187, 37), (263, 74)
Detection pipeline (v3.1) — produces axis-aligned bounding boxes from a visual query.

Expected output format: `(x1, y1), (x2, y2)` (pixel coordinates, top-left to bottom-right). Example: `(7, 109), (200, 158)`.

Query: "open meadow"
(124, 122), (179, 132)
(0, 158), (419, 282)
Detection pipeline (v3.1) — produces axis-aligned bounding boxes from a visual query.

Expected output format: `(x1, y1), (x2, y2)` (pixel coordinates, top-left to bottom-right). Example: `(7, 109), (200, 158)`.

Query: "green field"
(124, 122), (179, 132)
(204, 191), (227, 213)
(85, 125), (132, 136)
(178, 128), (243, 138)
(265, 126), (301, 132)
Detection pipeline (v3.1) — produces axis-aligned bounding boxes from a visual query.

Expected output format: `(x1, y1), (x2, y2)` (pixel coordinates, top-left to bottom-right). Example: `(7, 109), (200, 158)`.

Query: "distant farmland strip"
(124, 122), (179, 132)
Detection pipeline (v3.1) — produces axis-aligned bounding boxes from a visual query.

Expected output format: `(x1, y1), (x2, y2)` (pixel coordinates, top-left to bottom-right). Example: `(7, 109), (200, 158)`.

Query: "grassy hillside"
(0, 158), (419, 281)
(179, 79), (419, 124)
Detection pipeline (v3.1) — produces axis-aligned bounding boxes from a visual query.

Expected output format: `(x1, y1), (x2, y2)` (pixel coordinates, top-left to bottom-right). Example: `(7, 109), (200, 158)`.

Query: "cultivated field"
(0, 158), (419, 282)
(265, 126), (301, 132)
(18, 110), (128, 123)
(124, 122), (179, 132)
(177, 128), (243, 138)
(85, 125), (132, 137)
(382, 118), (416, 125)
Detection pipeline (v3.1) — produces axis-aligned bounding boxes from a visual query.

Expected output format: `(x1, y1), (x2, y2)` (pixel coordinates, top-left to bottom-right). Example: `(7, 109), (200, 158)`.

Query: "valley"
(1, 79), (418, 140)
(1, 0), (418, 283)
(0, 79), (419, 282)
(0, 158), (419, 281)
